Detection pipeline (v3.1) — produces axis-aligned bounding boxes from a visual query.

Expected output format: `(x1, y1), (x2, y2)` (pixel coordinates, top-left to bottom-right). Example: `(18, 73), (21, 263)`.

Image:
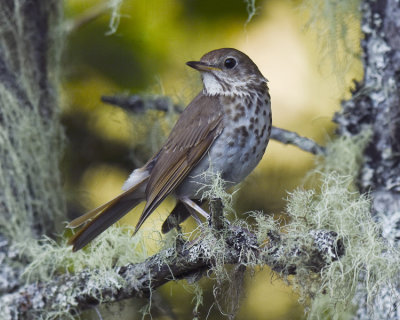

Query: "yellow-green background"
(62, 0), (362, 318)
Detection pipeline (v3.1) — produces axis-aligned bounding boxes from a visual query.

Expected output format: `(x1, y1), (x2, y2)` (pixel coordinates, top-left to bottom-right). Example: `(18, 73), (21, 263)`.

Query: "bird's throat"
(202, 73), (224, 96)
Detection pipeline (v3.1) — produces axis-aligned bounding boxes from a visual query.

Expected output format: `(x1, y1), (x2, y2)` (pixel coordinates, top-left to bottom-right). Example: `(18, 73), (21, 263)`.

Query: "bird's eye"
(224, 58), (237, 69)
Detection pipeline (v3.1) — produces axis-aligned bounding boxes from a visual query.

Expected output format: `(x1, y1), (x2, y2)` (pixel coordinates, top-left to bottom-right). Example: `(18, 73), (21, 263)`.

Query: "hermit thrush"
(68, 48), (272, 251)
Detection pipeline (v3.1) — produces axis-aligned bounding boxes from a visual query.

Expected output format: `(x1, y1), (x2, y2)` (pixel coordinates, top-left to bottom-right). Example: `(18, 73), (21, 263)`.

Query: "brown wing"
(134, 93), (224, 232)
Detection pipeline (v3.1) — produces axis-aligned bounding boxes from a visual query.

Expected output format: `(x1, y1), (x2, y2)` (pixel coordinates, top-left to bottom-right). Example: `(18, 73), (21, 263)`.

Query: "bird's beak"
(186, 61), (220, 72)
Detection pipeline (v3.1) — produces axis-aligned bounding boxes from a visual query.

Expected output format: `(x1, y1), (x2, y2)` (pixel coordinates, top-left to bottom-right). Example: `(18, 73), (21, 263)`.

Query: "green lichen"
(20, 226), (148, 283)
(10, 226), (149, 319)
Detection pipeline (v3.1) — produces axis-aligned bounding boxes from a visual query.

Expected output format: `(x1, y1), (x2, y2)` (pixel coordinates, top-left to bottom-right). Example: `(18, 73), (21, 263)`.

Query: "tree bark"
(335, 0), (400, 318)
(0, 0), (66, 295)
(0, 0), (66, 238)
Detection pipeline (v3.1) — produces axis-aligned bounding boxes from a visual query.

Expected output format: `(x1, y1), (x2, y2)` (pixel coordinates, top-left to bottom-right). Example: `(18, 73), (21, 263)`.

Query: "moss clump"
(20, 226), (149, 284)
(5, 226), (149, 319)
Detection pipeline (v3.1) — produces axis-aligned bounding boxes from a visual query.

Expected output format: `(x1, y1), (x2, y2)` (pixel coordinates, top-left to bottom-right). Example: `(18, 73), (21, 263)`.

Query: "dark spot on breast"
(245, 97), (252, 109)
(235, 104), (246, 117)
(243, 152), (249, 162)
(228, 141), (234, 147)
(255, 105), (260, 114)
(249, 123), (254, 130)
(259, 86), (267, 95)
(250, 117), (255, 123)
(237, 125), (249, 148)
(226, 108), (232, 116)
(261, 124), (267, 137)
(263, 110), (267, 116)
(233, 114), (240, 122)
(252, 146), (257, 154)
(240, 126), (249, 137)
(255, 118), (259, 124)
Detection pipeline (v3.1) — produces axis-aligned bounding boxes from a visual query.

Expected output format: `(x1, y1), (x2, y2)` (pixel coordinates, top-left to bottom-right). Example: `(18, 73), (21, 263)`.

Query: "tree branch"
(270, 127), (325, 155)
(0, 225), (343, 319)
(101, 95), (183, 114)
(101, 94), (325, 155)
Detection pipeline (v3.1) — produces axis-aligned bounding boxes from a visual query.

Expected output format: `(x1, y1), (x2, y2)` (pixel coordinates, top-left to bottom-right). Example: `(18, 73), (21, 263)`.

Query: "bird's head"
(186, 48), (267, 96)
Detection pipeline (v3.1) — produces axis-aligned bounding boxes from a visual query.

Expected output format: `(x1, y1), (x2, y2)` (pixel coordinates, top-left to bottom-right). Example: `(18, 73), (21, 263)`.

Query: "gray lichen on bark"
(0, 235), (24, 295)
(334, 0), (400, 318)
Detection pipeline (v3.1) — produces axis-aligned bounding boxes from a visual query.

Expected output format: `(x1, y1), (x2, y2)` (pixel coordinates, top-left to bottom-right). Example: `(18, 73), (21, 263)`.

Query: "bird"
(67, 48), (272, 252)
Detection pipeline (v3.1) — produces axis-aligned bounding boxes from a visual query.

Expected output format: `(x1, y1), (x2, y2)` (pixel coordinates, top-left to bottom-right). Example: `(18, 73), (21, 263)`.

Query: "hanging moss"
(274, 131), (400, 319)
(0, 1), (66, 240)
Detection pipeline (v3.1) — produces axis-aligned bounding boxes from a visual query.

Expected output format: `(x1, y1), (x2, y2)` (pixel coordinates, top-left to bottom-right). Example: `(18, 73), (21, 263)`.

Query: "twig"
(270, 127), (325, 155)
(101, 95), (183, 114)
(101, 94), (325, 155)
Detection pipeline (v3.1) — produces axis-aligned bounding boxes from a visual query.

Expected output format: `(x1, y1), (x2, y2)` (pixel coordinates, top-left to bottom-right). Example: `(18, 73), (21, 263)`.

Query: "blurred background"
(62, 0), (362, 318)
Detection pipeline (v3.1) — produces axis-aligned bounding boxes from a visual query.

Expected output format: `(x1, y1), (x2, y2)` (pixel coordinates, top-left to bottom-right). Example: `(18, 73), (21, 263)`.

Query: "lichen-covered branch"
(334, 0), (400, 318)
(102, 94), (325, 155)
(0, 226), (343, 319)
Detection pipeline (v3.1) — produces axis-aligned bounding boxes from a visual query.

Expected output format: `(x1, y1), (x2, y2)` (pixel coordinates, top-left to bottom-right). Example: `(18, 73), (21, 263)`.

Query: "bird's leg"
(182, 203), (203, 226)
(180, 196), (210, 224)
